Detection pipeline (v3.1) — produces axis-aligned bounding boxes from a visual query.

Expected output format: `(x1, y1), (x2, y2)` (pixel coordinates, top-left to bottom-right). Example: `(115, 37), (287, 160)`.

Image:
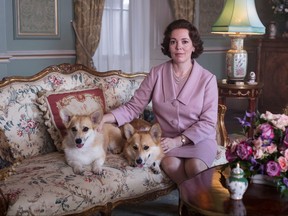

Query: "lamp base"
(226, 36), (247, 83)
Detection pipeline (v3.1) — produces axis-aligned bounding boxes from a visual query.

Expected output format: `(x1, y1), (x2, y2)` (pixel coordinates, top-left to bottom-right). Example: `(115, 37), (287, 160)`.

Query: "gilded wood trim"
(218, 104), (229, 147)
(0, 63), (148, 87)
(67, 183), (176, 216)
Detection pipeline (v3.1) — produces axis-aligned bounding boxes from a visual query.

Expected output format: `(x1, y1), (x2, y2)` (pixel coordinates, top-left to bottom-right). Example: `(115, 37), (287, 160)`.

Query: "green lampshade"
(211, 0), (265, 35)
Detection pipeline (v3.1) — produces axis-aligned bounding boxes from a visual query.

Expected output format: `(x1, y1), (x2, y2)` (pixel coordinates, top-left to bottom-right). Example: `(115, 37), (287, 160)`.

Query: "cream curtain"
(73, 0), (105, 69)
(170, 0), (195, 23)
(93, 0), (150, 73)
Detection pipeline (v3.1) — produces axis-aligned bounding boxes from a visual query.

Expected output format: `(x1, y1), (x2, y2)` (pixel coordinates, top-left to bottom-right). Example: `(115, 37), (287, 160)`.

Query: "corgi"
(123, 119), (164, 174)
(60, 109), (124, 175)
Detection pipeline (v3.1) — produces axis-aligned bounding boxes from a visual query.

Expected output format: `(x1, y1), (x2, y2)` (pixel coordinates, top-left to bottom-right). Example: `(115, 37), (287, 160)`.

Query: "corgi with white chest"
(60, 109), (124, 175)
(123, 119), (164, 174)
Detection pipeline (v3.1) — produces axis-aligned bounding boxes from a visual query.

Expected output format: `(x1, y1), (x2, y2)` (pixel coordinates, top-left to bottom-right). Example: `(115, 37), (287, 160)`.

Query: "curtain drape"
(170, 0), (195, 23)
(93, 0), (150, 73)
(73, 0), (105, 69)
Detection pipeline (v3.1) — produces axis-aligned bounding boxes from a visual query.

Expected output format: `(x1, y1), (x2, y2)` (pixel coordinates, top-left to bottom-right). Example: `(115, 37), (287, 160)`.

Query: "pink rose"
(27, 120), (36, 129)
(266, 160), (281, 177)
(252, 137), (263, 149)
(284, 149), (288, 160)
(236, 141), (253, 160)
(259, 123), (274, 140)
(253, 148), (264, 159)
(278, 156), (288, 172)
(260, 111), (274, 121)
(265, 143), (277, 154)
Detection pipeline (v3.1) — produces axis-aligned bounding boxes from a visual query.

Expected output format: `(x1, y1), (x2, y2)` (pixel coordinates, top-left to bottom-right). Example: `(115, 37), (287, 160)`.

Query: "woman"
(98, 19), (218, 185)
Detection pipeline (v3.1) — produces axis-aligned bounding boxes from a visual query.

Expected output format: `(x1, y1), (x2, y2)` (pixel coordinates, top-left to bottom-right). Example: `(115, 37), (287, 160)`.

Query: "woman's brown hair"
(161, 19), (203, 59)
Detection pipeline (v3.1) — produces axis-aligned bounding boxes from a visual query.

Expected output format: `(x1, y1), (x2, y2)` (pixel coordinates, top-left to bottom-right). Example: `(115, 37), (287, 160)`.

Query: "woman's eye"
(170, 40), (176, 45)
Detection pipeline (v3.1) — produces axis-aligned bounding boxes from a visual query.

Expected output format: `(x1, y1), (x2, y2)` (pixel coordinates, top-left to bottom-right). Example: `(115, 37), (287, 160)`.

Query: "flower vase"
(250, 174), (276, 187)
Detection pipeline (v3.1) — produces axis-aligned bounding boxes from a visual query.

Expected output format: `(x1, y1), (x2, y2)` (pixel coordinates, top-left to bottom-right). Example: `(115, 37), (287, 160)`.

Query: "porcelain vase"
(226, 164), (248, 200)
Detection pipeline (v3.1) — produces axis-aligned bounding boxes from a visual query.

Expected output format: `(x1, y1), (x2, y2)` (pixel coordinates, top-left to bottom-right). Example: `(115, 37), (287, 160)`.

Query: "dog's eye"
(71, 127), (77, 132)
(133, 144), (138, 150)
(83, 127), (89, 132)
(144, 146), (149, 150)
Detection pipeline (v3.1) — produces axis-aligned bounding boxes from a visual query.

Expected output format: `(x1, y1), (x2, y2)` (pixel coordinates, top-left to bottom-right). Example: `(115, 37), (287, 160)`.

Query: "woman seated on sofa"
(98, 19), (218, 185)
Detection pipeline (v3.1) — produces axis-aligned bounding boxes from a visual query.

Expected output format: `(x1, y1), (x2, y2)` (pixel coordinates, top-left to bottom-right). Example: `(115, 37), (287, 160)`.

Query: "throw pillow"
(37, 87), (105, 151)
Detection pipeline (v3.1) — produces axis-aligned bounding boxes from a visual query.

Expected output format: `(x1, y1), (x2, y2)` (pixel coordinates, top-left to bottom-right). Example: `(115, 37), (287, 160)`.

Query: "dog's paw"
(92, 167), (104, 176)
(150, 163), (161, 174)
(128, 161), (136, 167)
(73, 166), (85, 175)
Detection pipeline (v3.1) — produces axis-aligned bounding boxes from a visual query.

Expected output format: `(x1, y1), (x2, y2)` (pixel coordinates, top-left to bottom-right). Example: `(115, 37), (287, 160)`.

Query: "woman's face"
(169, 28), (195, 64)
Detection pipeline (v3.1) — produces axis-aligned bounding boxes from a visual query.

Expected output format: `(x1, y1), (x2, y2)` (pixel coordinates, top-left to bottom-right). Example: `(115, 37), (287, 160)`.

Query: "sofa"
(0, 63), (228, 216)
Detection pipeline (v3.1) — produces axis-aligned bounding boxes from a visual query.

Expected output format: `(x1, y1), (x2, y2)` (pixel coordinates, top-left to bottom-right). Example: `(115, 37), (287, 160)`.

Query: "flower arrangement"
(224, 110), (288, 196)
(271, 0), (288, 16)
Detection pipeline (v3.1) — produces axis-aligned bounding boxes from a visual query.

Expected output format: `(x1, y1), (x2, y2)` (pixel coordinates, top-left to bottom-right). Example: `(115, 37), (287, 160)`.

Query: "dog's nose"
(75, 138), (82, 144)
(136, 158), (142, 164)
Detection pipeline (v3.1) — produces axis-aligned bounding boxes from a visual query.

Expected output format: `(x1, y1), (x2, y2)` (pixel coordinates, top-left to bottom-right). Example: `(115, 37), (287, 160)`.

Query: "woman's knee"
(185, 158), (208, 178)
(161, 157), (181, 172)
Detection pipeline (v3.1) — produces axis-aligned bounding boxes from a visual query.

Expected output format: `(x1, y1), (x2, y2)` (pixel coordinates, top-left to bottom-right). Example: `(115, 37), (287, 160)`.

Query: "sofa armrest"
(217, 104), (229, 147)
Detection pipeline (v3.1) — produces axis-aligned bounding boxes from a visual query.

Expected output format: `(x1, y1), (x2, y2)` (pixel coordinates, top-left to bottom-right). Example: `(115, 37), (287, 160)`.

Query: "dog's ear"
(59, 109), (73, 126)
(123, 123), (135, 139)
(150, 123), (162, 142)
(90, 110), (103, 124)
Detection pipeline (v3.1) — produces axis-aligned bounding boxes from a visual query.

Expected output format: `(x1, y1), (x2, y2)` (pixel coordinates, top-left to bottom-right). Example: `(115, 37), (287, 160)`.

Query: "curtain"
(73, 0), (105, 69)
(93, 0), (150, 73)
(170, 0), (195, 23)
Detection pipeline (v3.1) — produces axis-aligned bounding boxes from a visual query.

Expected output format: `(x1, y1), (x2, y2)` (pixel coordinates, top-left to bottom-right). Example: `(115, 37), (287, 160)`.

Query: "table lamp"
(211, 0), (265, 84)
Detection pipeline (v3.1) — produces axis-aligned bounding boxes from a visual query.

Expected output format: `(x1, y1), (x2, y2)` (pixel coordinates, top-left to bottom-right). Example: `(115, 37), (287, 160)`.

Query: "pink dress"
(111, 60), (218, 167)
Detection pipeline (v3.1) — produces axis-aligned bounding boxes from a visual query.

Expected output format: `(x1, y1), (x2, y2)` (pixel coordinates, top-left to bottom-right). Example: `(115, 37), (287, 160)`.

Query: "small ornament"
(226, 163), (248, 200)
(247, 71), (257, 85)
(268, 21), (277, 39)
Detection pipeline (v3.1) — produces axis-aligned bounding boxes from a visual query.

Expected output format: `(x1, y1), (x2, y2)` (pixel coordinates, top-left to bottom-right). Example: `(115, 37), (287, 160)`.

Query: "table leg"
(247, 98), (256, 138)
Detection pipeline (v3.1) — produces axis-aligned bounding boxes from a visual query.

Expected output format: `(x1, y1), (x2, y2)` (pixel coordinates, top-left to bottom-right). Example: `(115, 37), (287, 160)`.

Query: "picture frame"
(14, 0), (59, 39)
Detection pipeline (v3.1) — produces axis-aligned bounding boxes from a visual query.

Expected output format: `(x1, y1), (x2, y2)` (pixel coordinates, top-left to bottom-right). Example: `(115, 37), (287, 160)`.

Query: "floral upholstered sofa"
(0, 63), (228, 216)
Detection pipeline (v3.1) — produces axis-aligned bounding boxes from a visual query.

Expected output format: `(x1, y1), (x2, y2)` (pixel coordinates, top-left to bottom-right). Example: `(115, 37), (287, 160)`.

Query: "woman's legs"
(161, 156), (208, 185)
(184, 158), (208, 179)
(161, 157), (187, 185)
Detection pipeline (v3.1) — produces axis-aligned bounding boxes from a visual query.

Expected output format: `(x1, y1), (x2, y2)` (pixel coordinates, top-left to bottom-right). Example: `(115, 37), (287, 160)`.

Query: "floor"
(112, 189), (179, 216)
(110, 108), (244, 216)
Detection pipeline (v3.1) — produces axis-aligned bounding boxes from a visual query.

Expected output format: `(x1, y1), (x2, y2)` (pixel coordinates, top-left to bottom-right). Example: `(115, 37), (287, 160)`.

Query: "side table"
(179, 165), (288, 216)
(217, 81), (264, 137)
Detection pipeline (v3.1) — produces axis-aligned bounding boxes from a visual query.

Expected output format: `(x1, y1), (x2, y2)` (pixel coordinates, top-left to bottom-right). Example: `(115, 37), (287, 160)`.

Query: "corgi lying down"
(123, 119), (164, 174)
(60, 109), (124, 175)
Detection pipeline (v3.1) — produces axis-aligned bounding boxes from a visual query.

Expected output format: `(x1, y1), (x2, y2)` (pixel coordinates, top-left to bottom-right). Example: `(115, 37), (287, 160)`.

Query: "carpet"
(111, 189), (179, 216)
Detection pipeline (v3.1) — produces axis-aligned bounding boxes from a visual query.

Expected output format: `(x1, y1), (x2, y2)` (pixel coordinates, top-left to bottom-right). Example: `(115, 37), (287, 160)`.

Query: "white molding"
(0, 50), (76, 62)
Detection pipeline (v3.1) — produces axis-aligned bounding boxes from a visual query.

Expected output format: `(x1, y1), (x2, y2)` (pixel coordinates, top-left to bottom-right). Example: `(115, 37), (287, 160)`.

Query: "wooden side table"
(217, 81), (264, 137)
(179, 165), (288, 216)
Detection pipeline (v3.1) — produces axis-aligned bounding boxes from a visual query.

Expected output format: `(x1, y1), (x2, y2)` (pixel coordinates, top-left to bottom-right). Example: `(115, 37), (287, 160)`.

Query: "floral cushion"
(0, 81), (56, 160)
(37, 87), (106, 151)
(213, 145), (227, 166)
(0, 152), (174, 215)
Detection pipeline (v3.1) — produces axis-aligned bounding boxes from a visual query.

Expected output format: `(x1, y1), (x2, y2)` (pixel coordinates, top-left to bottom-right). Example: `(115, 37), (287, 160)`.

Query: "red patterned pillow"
(37, 87), (105, 151)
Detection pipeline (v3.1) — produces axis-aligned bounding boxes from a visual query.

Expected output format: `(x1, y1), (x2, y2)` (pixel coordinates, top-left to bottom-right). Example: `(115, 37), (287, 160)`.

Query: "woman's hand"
(160, 136), (182, 153)
(96, 113), (116, 132)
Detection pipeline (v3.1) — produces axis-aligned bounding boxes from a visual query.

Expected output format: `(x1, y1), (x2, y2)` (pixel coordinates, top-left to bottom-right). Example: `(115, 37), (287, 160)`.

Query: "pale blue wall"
(0, 0), (75, 79)
(0, 0), (270, 80)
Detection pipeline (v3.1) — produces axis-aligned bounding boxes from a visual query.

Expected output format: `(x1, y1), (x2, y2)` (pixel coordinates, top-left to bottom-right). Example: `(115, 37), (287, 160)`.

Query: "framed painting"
(14, 0), (59, 39)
